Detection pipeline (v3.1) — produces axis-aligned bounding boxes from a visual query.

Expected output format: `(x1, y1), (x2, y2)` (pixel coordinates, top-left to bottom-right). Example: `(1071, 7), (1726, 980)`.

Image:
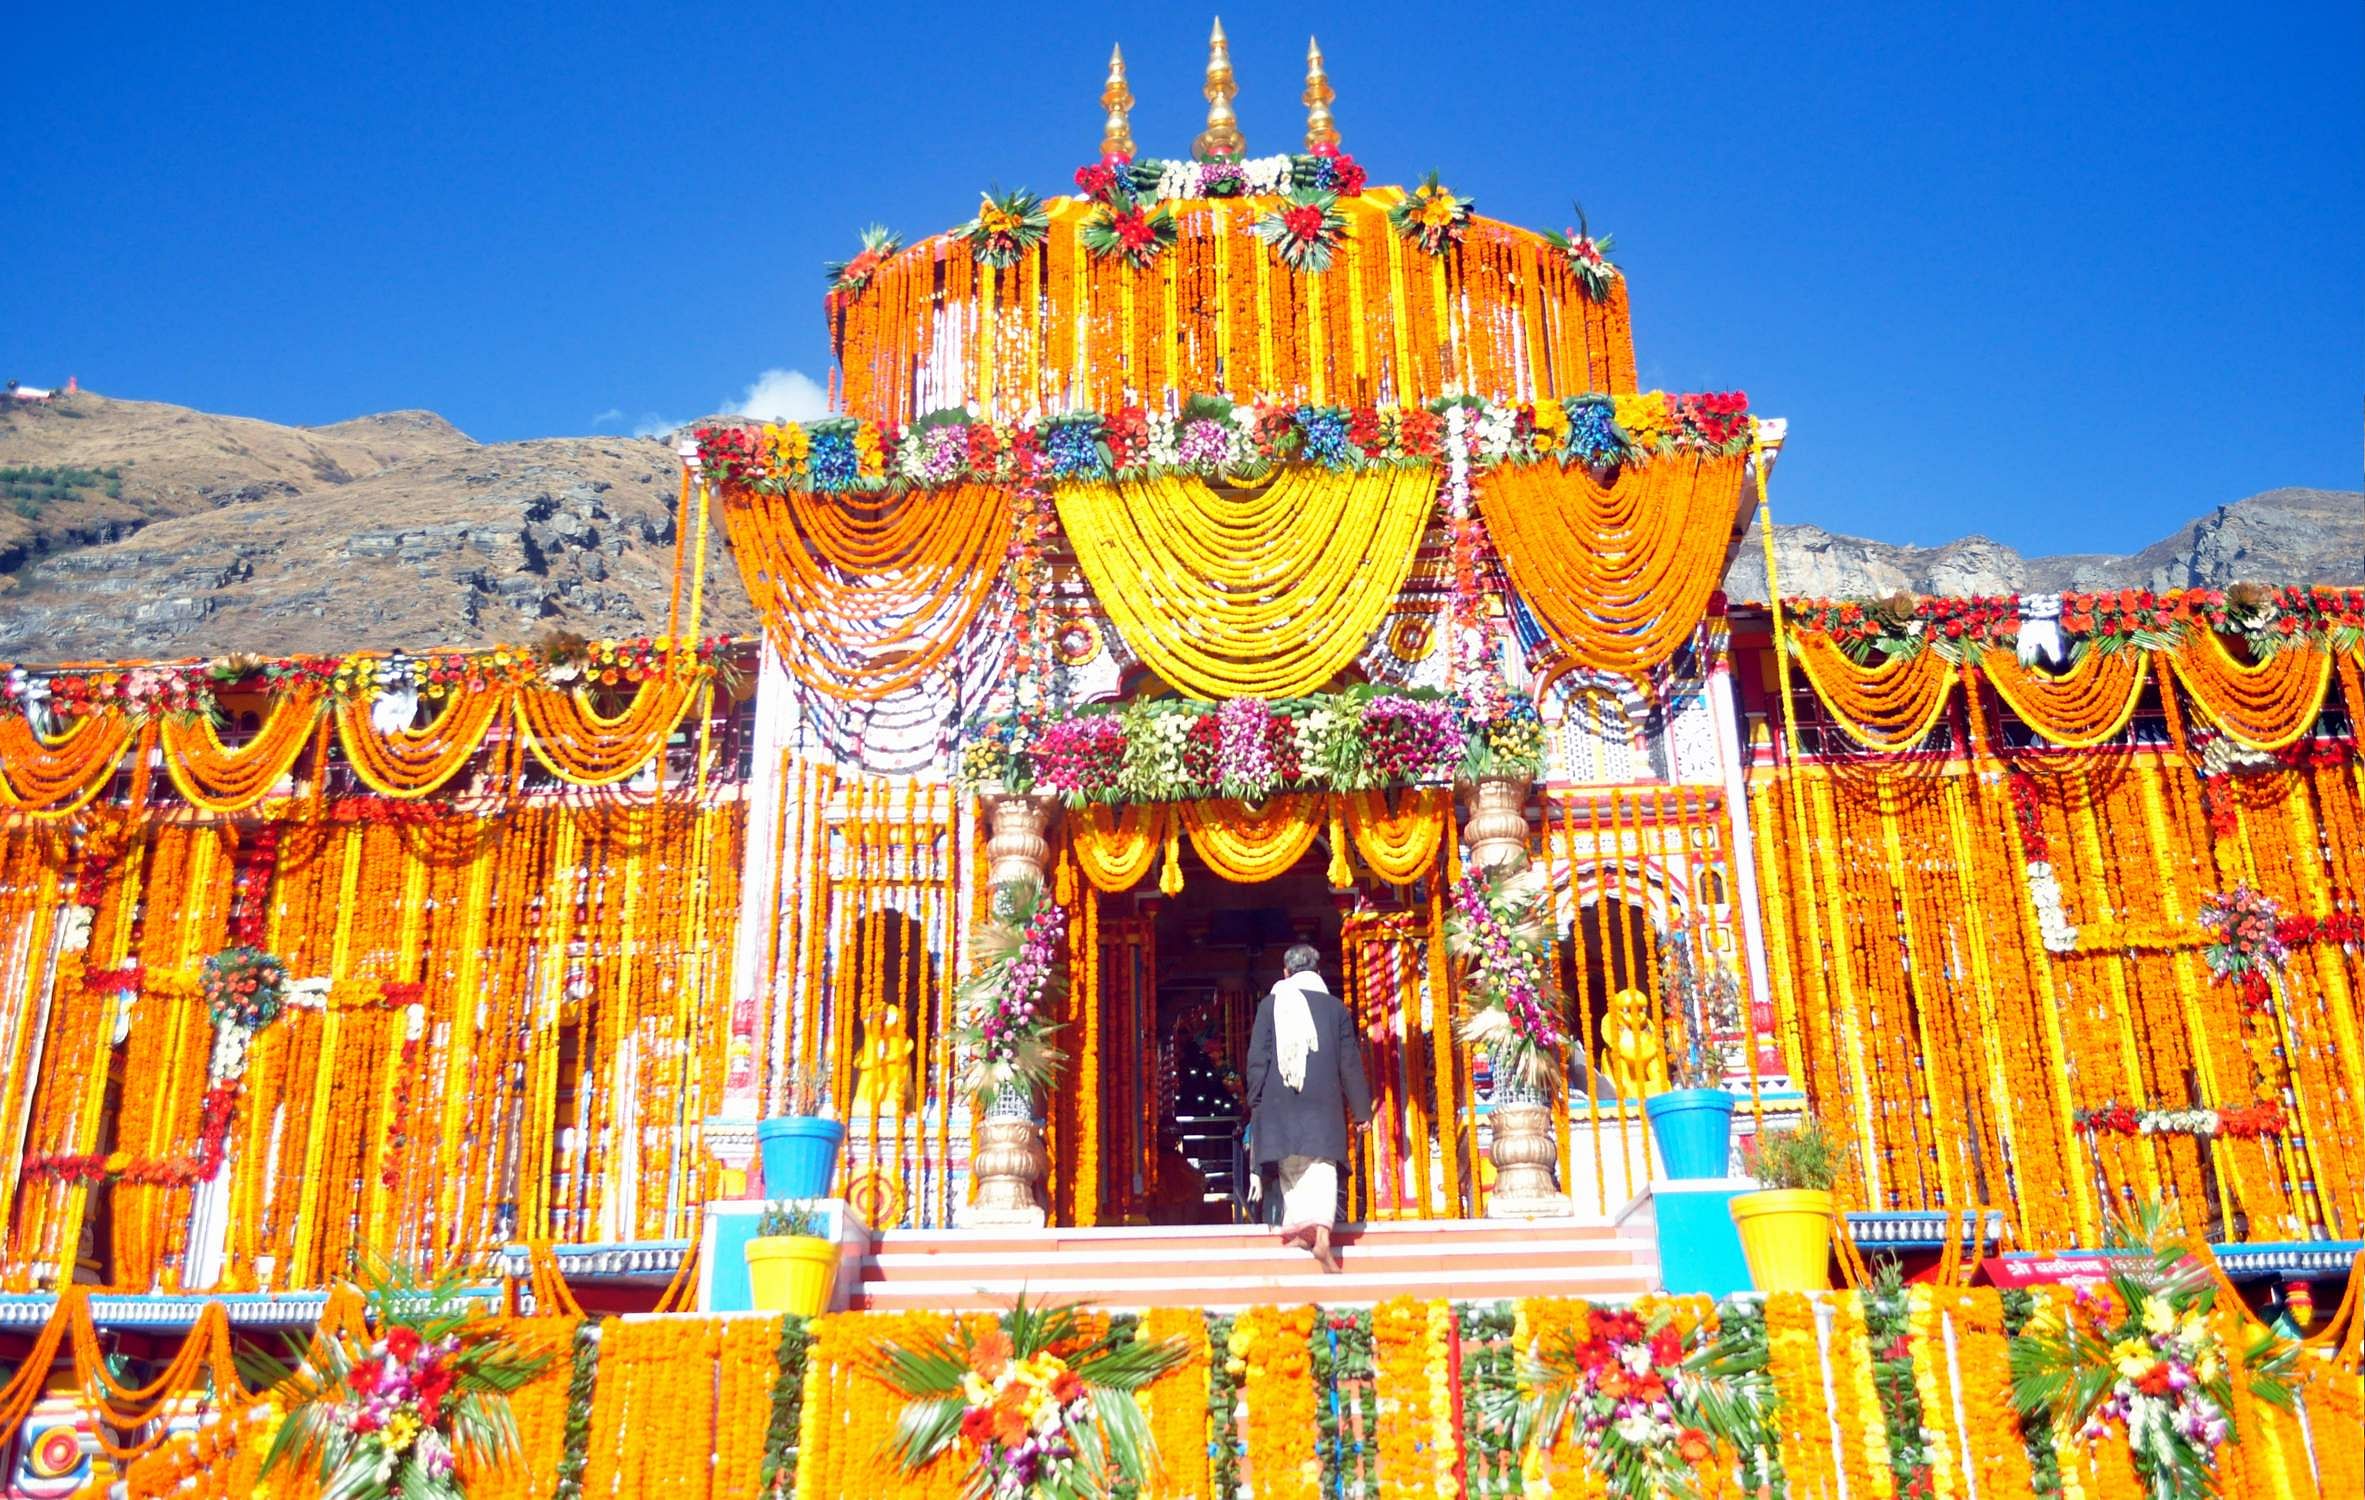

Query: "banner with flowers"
(692, 391), (1753, 497)
(959, 687), (1542, 806)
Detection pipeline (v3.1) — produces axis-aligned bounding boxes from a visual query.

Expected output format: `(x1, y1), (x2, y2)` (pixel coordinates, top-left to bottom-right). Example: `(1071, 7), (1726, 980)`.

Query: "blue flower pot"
(756, 1116), (845, 1199)
(1646, 1089), (1736, 1180)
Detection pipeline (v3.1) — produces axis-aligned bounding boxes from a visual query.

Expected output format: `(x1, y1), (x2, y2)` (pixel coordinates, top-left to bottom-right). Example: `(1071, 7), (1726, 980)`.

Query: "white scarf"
(1272, 971), (1326, 1092)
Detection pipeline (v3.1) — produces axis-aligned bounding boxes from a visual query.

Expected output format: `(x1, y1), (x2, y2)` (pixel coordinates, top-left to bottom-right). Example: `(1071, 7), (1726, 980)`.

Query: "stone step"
(854, 1258), (1658, 1311)
(849, 1216), (1657, 1311)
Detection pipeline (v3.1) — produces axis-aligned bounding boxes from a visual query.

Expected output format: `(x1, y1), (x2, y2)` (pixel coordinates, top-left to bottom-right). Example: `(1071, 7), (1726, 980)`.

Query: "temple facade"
(0, 28), (2358, 1499)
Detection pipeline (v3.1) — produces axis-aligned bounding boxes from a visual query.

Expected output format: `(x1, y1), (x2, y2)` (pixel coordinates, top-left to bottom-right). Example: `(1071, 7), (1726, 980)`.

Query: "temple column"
(1459, 772), (1575, 1219)
(960, 791), (1058, 1229)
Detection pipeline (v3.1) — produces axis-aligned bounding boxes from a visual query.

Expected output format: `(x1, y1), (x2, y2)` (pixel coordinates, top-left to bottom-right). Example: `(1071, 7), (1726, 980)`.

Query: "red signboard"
(1982, 1253), (2139, 1289)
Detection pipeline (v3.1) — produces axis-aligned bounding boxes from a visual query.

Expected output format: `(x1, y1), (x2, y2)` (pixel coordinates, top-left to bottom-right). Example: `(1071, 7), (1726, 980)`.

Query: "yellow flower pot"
(1729, 1188), (1836, 1292)
(745, 1234), (839, 1317)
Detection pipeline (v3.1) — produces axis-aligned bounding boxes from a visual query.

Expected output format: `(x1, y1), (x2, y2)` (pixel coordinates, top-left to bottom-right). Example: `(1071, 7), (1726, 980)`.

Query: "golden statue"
(851, 1004), (915, 1114)
(1601, 988), (1670, 1099)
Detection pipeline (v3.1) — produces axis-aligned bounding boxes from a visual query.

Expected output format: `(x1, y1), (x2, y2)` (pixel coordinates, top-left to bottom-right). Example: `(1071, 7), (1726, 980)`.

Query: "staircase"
(850, 1217), (1658, 1311)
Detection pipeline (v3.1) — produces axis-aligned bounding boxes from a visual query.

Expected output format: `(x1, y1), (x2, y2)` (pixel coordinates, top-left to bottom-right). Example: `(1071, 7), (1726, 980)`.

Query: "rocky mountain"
(1, 390), (2356, 661)
(1723, 487), (2364, 602)
(0, 392), (752, 659)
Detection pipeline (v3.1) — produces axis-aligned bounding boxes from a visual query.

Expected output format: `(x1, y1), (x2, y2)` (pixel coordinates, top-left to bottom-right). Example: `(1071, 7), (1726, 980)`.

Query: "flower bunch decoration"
(872, 1292), (1185, 1500)
(13, 662), (212, 723)
(824, 224), (902, 299)
(2199, 884), (2287, 1012)
(242, 1263), (553, 1500)
(2075, 1100), (2289, 1140)
(1542, 204), (1620, 303)
(1082, 150), (1368, 203)
(960, 188), (1052, 268)
(959, 688), (1481, 806)
(1388, 172), (1474, 256)
(1787, 583), (2365, 666)
(954, 880), (1069, 1105)
(1514, 1303), (1773, 1500)
(1451, 683), (1548, 782)
(689, 391), (1751, 500)
(1251, 189), (1352, 272)
(1031, 716), (1126, 800)
(1080, 192), (1177, 269)
(201, 944), (288, 1031)
(2010, 1206), (2295, 1500)
(1446, 863), (1568, 1093)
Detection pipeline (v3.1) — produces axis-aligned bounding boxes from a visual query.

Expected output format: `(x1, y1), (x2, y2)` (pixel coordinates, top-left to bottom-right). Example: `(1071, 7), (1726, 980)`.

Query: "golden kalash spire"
(1302, 36), (1339, 152)
(1193, 17), (1245, 157)
(1099, 44), (1136, 160)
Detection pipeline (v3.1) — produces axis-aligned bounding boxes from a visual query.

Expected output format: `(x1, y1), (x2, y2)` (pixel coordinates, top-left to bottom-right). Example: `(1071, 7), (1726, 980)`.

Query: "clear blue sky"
(6, 1), (2359, 556)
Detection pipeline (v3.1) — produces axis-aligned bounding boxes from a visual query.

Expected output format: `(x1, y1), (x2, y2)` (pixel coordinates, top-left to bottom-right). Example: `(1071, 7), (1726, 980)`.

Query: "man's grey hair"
(1282, 943), (1322, 976)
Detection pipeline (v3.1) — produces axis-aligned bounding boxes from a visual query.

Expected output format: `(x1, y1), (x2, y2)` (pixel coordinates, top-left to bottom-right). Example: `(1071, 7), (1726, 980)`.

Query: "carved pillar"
(1460, 772), (1534, 875)
(962, 793), (1057, 1229)
(985, 791), (1057, 890)
(1459, 775), (1574, 1217)
(963, 1086), (1052, 1228)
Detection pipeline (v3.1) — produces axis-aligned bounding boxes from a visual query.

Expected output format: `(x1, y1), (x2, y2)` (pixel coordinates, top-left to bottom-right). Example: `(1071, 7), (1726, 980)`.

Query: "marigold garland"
(1231, 1304), (1319, 1500)
(1055, 466), (1435, 698)
(1481, 453), (1749, 677)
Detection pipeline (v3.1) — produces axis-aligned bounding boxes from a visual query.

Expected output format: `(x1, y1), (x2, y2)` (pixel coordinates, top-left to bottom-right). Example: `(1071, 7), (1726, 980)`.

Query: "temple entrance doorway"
(1070, 808), (1477, 1229)
(1136, 845), (1344, 1227)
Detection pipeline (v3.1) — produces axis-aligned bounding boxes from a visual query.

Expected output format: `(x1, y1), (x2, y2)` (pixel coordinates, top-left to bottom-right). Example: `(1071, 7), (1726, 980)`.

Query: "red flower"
(1330, 156), (1367, 196)
(2135, 1363), (2174, 1396)
(960, 1405), (996, 1446)
(386, 1325), (422, 1363)
(1073, 163), (1117, 198)
(348, 1360), (383, 1395)
(1282, 205), (1325, 239)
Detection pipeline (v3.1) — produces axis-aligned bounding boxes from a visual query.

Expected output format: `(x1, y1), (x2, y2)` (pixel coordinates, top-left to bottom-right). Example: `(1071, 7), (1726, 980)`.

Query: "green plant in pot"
(745, 1199), (838, 1318)
(757, 1062), (844, 1202)
(1729, 1117), (1839, 1291)
(1643, 933), (1740, 1180)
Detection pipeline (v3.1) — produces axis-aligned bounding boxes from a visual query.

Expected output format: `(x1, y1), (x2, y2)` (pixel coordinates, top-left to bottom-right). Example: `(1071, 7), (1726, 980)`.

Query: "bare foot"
(1311, 1226), (1342, 1274)
(1278, 1225), (1311, 1250)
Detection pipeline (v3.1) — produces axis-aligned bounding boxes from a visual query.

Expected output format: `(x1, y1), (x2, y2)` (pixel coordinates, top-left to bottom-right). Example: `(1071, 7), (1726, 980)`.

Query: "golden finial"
(1193, 17), (1244, 158)
(1302, 36), (1338, 152)
(1099, 44), (1135, 160)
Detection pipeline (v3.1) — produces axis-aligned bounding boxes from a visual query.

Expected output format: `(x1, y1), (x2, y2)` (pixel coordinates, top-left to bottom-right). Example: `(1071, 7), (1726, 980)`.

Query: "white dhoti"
(1277, 1155), (1338, 1234)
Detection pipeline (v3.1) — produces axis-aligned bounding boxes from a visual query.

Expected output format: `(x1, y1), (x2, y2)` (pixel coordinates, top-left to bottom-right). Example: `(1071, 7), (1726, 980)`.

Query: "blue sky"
(5, 1), (2359, 556)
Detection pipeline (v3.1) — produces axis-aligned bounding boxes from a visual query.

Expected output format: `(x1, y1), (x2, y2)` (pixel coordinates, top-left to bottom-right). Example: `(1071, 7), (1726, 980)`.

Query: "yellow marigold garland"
(1231, 1304), (1319, 1500)
(1136, 1307), (1212, 1499)
(1056, 467), (1435, 698)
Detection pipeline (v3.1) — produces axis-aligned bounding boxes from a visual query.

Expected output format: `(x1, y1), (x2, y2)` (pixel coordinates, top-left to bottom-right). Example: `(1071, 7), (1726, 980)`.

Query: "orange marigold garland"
(1230, 1304), (1319, 1500)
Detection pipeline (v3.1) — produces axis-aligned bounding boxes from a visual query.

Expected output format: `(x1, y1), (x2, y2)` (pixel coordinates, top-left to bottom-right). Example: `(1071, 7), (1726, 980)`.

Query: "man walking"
(1244, 942), (1372, 1272)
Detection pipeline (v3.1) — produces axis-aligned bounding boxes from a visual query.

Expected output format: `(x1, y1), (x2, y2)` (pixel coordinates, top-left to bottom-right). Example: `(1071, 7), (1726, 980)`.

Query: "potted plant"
(744, 1199), (839, 1318)
(1644, 934), (1740, 1180)
(756, 1062), (842, 1201)
(1729, 1118), (1839, 1292)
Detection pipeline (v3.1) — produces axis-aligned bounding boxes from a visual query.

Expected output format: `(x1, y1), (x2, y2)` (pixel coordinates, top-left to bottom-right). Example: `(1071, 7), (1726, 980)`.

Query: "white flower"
(1144, 410), (1180, 469)
(1240, 154), (1295, 195)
